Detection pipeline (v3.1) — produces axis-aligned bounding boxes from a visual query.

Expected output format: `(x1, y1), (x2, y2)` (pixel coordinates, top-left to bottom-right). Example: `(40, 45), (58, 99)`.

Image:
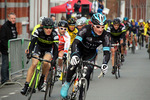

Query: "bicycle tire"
(28, 69), (38, 100)
(132, 40), (135, 54)
(79, 78), (88, 100)
(62, 62), (67, 84)
(114, 52), (118, 79)
(44, 69), (53, 100)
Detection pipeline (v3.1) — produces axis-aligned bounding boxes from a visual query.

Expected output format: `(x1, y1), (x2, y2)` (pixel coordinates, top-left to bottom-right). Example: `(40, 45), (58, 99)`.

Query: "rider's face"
(113, 24), (119, 30)
(77, 25), (83, 31)
(43, 26), (53, 35)
(58, 27), (67, 35)
(68, 25), (75, 31)
(93, 25), (104, 35)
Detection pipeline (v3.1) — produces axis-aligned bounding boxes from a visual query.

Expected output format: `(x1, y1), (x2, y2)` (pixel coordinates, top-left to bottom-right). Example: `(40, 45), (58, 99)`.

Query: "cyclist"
(55, 20), (70, 80)
(123, 17), (130, 47)
(138, 19), (145, 47)
(67, 18), (78, 45)
(31, 16), (47, 35)
(144, 19), (150, 48)
(20, 18), (59, 94)
(107, 18), (126, 74)
(129, 19), (139, 50)
(60, 13), (110, 98)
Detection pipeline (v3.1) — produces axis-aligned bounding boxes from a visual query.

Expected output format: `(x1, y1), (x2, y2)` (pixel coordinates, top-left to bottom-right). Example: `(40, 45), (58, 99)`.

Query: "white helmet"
(139, 19), (143, 23)
(39, 16), (47, 24)
(80, 17), (87, 24)
(76, 19), (83, 26)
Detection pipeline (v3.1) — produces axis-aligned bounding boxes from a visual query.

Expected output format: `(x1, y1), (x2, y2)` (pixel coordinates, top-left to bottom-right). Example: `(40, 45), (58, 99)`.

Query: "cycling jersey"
(144, 23), (150, 36)
(31, 24), (41, 35)
(71, 25), (110, 64)
(28, 27), (59, 60)
(107, 24), (126, 37)
(55, 28), (70, 54)
(123, 22), (130, 31)
(67, 28), (78, 45)
(130, 22), (138, 35)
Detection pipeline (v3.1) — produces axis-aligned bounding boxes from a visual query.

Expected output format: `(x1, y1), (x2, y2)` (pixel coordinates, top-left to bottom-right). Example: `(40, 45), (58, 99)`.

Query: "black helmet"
(113, 18), (120, 24)
(42, 18), (54, 26)
(107, 19), (112, 25)
(58, 20), (68, 27)
(67, 18), (76, 25)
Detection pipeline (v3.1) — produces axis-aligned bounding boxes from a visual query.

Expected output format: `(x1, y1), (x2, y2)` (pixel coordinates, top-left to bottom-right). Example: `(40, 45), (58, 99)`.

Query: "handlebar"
(26, 55), (51, 64)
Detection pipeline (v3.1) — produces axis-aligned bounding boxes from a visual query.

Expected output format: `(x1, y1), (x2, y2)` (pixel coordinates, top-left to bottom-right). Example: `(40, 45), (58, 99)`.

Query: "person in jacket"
(0, 13), (18, 84)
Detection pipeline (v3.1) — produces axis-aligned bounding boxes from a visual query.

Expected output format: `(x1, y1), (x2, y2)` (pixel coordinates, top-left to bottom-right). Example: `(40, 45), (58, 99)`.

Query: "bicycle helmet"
(58, 20), (68, 27)
(80, 17), (87, 24)
(107, 19), (112, 25)
(76, 19), (83, 26)
(123, 17), (128, 21)
(131, 19), (135, 23)
(91, 13), (106, 25)
(113, 18), (120, 24)
(147, 19), (150, 24)
(42, 18), (54, 26)
(67, 18), (76, 25)
(139, 19), (144, 23)
(39, 16), (47, 24)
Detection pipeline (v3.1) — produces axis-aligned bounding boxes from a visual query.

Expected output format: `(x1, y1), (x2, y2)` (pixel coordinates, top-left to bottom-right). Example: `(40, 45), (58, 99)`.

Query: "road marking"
(1, 95), (9, 98)
(9, 92), (16, 95)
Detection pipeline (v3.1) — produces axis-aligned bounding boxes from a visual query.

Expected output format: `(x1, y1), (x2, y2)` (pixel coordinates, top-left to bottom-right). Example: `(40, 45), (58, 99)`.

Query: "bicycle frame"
(29, 61), (42, 88)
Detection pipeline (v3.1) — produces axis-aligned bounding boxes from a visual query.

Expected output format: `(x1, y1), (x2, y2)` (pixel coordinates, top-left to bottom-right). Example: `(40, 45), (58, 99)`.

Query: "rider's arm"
(102, 32), (111, 64)
(52, 31), (59, 61)
(71, 28), (87, 57)
(64, 32), (71, 54)
(28, 29), (39, 54)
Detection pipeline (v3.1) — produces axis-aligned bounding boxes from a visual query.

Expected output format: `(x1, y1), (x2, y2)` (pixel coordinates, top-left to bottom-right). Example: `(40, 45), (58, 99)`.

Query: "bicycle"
(112, 43), (121, 79)
(25, 55), (51, 100)
(130, 33), (136, 54)
(62, 60), (101, 100)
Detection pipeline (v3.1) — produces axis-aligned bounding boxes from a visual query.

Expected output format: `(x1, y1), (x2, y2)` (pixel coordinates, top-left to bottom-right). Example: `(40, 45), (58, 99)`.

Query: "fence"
(0, 38), (30, 88)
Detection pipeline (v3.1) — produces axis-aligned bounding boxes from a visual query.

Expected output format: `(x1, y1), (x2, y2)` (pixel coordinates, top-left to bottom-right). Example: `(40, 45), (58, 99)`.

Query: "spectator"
(98, 0), (104, 10)
(92, 0), (98, 13)
(0, 13), (18, 84)
(74, 0), (81, 14)
(66, 0), (73, 20)
(50, 14), (57, 28)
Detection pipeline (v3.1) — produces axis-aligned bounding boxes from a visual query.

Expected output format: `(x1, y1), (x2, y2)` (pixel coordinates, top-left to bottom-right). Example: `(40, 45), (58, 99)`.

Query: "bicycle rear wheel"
(44, 69), (53, 100)
(79, 78), (88, 100)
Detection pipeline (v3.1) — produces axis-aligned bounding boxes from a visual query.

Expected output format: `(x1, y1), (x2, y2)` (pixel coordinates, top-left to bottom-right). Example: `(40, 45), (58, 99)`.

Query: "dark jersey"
(71, 25), (110, 64)
(107, 24), (126, 37)
(28, 27), (59, 60)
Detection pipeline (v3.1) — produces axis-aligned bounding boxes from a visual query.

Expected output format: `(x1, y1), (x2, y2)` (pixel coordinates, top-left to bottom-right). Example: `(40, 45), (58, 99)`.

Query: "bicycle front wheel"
(44, 69), (53, 100)
(79, 78), (88, 100)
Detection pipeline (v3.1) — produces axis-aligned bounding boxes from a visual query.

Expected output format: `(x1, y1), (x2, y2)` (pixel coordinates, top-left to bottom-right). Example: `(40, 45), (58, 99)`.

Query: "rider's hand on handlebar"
(101, 64), (108, 75)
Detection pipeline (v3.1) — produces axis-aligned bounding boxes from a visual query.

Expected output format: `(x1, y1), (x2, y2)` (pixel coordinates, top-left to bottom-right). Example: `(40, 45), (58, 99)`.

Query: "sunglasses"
(59, 27), (67, 31)
(43, 26), (53, 29)
(69, 25), (75, 27)
(94, 25), (104, 29)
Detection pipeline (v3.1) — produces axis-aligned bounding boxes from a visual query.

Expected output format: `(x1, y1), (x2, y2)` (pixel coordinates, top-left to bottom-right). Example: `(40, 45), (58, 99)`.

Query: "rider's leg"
(111, 47), (115, 74)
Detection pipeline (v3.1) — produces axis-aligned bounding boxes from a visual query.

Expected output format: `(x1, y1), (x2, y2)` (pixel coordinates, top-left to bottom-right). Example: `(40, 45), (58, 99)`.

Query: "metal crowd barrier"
(0, 38), (30, 88)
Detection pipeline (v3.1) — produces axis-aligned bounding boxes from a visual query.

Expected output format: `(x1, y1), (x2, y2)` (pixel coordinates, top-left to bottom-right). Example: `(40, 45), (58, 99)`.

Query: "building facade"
(0, 0), (30, 36)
